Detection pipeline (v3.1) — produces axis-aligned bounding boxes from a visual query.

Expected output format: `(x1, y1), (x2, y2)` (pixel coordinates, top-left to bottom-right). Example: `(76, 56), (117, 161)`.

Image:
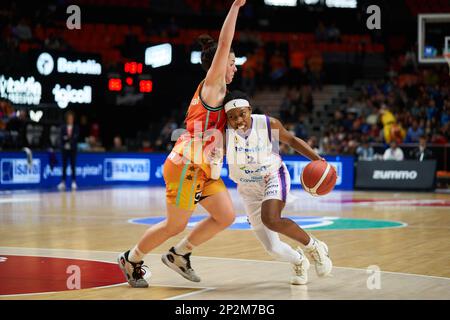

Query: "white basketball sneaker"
(71, 182), (77, 190)
(57, 181), (65, 191)
(117, 250), (151, 288)
(305, 237), (332, 277)
(291, 248), (310, 285)
(161, 247), (201, 282)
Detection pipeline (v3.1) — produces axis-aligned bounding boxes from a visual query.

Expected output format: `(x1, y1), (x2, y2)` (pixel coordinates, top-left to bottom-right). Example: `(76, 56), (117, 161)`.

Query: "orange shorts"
(163, 154), (226, 211)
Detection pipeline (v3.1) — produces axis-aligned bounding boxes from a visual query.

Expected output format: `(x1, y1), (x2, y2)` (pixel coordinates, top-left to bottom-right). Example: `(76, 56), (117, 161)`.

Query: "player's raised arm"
(269, 117), (323, 161)
(203, 0), (245, 90)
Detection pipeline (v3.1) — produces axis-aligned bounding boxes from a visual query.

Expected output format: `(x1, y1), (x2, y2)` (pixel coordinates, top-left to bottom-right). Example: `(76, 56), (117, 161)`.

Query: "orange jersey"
(172, 80), (227, 177)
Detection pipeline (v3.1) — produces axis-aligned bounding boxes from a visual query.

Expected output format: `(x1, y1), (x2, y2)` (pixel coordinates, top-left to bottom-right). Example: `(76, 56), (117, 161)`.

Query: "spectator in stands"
(365, 102), (379, 126)
(86, 135), (105, 152)
(326, 23), (341, 42)
(294, 115), (308, 141)
(356, 139), (374, 161)
(307, 50), (323, 91)
(159, 117), (178, 144)
(383, 141), (404, 161)
(298, 85), (314, 114)
(406, 120), (424, 143)
(344, 135), (358, 155)
(402, 46), (418, 73)
(279, 90), (295, 122)
(44, 31), (64, 51)
(342, 112), (355, 132)
(112, 135), (127, 152)
(431, 126), (449, 145)
(379, 104), (405, 143)
(166, 16), (180, 38)
(12, 18), (32, 41)
(90, 122), (101, 140)
(144, 17), (157, 37)
(409, 135), (433, 161)
(315, 21), (327, 42)
(241, 52), (257, 97)
(78, 114), (90, 143)
(269, 50), (287, 89)
(426, 99), (438, 121)
(441, 103), (450, 127)
(5, 108), (28, 149)
(140, 139), (154, 152)
(58, 111), (79, 191)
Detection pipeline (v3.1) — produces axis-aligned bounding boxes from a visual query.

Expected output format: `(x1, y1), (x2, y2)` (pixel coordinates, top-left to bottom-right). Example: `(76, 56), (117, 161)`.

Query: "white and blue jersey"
(227, 114), (282, 184)
(226, 114), (291, 228)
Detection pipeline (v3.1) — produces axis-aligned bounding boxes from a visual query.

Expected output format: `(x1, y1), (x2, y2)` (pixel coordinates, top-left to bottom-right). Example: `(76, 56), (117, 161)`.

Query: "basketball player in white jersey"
(219, 90), (333, 285)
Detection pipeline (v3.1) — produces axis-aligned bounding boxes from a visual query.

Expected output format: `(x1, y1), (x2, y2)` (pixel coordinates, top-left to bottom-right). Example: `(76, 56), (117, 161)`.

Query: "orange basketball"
(301, 160), (337, 196)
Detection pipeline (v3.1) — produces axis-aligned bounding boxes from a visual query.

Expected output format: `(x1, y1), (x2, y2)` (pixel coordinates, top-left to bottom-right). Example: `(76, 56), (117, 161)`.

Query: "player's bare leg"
(118, 203), (193, 287)
(188, 190), (235, 245)
(261, 199), (332, 277)
(161, 191), (235, 282)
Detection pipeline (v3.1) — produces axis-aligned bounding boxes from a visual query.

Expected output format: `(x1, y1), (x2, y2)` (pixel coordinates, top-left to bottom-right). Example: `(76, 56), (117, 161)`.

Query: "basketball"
(301, 160), (337, 196)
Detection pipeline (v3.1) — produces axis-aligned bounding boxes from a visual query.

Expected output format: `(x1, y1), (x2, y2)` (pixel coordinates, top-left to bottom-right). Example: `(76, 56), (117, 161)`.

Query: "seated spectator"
(279, 91), (295, 122)
(269, 50), (287, 88)
(441, 104), (449, 127)
(307, 136), (320, 154)
(160, 117), (178, 142)
(383, 141), (404, 161)
(431, 127), (449, 145)
(315, 21), (327, 42)
(141, 139), (154, 152)
(307, 50), (323, 91)
(405, 120), (424, 143)
(86, 135), (105, 152)
(112, 135), (127, 152)
(12, 18), (32, 41)
(365, 104), (379, 126)
(380, 104), (405, 143)
(409, 136), (433, 161)
(356, 140), (374, 161)
(294, 115), (308, 140)
(426, 99), (437, 121)
(326, 23), (341, 42)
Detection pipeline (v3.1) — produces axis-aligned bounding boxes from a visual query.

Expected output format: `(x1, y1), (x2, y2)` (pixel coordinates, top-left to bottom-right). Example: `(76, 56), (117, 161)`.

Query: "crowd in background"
(275, 51), (449, 161)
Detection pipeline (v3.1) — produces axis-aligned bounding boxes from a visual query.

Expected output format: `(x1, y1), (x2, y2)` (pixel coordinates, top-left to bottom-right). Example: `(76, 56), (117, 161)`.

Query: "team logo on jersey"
(194, 191), (203, 204)
(129, 215), (407, 230)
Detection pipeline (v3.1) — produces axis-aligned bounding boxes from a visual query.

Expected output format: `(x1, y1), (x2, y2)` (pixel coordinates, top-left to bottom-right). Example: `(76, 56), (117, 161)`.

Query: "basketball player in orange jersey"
(220, 90), (332, 285)
(118, 0), (246, 287)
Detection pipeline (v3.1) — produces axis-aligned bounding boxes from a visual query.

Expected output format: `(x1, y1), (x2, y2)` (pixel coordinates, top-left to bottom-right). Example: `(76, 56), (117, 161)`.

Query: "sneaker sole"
(291, 277), (308, 285)
(161, 254), (201, 283)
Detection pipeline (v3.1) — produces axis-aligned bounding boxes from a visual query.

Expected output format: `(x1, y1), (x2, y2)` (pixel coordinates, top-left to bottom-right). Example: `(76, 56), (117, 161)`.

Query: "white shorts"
(237, 163), (291, 229)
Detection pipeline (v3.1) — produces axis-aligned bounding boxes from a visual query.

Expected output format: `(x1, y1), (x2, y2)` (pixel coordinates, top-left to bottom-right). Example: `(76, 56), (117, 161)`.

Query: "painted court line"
(1, 247), (449, 281)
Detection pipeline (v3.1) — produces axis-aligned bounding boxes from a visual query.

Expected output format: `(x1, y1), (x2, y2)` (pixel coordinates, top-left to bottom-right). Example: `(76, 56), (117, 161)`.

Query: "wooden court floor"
(0, 187), (449, 299)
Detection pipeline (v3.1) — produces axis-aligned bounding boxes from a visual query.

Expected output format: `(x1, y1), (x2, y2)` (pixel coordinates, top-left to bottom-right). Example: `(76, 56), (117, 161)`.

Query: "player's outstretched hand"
(207, 147), (224, 164)
(233, 0), (246, 8)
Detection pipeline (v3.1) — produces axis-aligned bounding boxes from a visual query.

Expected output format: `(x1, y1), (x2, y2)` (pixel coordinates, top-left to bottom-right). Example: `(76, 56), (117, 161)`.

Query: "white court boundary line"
(0, 251), (214, 299)
(1, 247), (448, 280)
(0, 247), (449, 300)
